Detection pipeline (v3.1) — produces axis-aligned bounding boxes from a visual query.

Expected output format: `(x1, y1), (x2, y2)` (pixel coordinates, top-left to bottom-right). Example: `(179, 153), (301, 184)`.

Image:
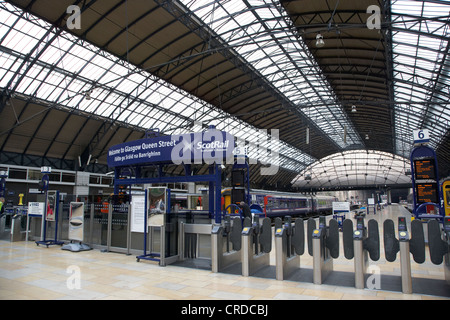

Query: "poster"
(131, 195), (146, 233)
(28, 202), (44, 216)
(148, 188), (166, 227)
(69, 202), (84, 241)
(46, 191), (57, 221)
(332, 202), (350, 212)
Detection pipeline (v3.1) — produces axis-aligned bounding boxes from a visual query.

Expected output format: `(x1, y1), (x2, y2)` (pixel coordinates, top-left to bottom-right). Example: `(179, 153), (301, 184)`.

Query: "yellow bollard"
(18, 193), (24, 206)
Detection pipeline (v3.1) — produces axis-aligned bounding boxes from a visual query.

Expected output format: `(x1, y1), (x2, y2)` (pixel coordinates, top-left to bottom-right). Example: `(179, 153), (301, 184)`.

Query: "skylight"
(292, 150), (412, 189)
(391, 0), (450, 158)
(179, 0), (362, 149)
(0, 1), (314, 172)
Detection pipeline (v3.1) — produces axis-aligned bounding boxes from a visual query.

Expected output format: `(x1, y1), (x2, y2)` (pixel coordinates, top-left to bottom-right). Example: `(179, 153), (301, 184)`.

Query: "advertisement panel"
(69, 202), (84, 241)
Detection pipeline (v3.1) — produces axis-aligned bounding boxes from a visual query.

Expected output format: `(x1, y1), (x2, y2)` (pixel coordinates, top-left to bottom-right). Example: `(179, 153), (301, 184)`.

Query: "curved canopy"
(292, 150), (412, 190)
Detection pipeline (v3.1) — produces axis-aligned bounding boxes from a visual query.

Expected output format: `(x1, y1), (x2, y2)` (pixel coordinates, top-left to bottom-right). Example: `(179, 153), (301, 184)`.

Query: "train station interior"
(0, 0), (449, 304)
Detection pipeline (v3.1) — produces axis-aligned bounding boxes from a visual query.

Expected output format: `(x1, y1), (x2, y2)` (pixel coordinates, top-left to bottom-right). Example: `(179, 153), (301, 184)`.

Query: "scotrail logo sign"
(107, 129), (280, 176)
(107, 130), (235, 167)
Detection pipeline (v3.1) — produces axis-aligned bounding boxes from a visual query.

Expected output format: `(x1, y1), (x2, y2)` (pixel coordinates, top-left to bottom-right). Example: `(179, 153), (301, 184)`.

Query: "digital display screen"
(231, 170), (245, 187)
(414, 159), (436, 180)
(231, 188), (245, 204)
(398, 217), (407, 231)
(415, 183), (438, 204)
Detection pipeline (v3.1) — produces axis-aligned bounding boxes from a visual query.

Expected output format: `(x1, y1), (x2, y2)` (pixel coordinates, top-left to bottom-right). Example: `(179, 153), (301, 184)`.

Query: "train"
(222, 188), (338, 219)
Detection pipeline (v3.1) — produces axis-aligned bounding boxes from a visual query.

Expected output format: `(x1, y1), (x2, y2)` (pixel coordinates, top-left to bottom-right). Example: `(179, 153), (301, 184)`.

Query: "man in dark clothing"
(239, 201), (252, 222)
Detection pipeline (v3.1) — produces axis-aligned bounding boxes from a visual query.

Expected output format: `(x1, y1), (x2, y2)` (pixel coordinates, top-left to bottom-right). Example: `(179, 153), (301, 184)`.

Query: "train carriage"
(222, 188), (337, 219)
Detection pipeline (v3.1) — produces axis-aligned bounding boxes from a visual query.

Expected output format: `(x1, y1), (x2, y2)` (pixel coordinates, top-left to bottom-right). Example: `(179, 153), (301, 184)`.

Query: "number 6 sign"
(413, 129), (430, 144)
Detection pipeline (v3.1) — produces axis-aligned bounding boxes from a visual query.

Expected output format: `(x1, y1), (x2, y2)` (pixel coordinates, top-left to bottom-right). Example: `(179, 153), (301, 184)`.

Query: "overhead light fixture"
(365, 134), (369, 140)
(315, 33), (325, 48)
(351, 105), (357, 113)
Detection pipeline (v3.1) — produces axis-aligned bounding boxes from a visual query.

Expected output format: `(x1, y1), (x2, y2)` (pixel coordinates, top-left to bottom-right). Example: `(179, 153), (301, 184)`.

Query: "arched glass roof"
(391, 0), (450, 158)
(179, 0), (362, 149)
(291, 150), (412, 189)
(0, 1), (315, 173)
(0, 0), (449, 186)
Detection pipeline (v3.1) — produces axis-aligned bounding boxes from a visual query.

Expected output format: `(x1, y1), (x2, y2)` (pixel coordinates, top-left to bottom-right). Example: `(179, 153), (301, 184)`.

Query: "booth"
(107, 128), (236, 266)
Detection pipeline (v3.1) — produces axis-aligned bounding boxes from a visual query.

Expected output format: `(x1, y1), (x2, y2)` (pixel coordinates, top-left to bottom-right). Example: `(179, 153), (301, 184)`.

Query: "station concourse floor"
(0, 204), (449, 301)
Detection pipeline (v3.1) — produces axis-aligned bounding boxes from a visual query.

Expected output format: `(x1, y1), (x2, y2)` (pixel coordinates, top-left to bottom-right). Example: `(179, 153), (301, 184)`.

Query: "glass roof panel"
(292, 150), (412, 189)
(180, 0), (362, 149)
(2, 0), (446, 183)
(391, 0), (450, 158)
(0, 1), (314, 172)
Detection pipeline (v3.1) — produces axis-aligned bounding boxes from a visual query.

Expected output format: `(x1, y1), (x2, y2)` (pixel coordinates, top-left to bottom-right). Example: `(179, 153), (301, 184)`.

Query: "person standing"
(239, 201), (251, 221)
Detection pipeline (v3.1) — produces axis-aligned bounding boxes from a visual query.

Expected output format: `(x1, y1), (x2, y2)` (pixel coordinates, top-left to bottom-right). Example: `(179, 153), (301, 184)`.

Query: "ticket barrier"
(342, 217), (380, 289)
(312, 217), (339, 284)
(383, 217), (425, 294)
(211, 215), (242, 273)
(11, 212), (25, 242)
(275, 216), (304, 280)
(241, 216), (272, 277)
(427, 217), (450, 285)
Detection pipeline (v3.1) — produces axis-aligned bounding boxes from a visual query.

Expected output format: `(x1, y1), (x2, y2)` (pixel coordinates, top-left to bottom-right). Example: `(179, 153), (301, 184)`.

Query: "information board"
(415, 183), (439, 204)
(414, 159), (436, 180)
(131, 195), (146, 233)
(27, 202), (44, 216)
(332, 202), (350, 212)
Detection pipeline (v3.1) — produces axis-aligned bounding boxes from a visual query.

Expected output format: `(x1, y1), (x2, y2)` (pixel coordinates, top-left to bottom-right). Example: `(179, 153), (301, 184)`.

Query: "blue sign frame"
(108, 130), (234, 167)
(107, 130), (235, 224)
(410, 145), (443, 220)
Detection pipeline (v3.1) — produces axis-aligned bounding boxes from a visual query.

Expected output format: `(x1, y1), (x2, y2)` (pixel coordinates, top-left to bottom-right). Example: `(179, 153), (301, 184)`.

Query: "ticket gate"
(311, 217), (339, 284)
(11, 213), (25, 242)
(427, 217), (450, 285)
(241, 216), (272, 276)
(342, 217), (380, 289)
(211, 215), (242, 273)
(274, 216), (303, 280)
(383, 217), (425, 294)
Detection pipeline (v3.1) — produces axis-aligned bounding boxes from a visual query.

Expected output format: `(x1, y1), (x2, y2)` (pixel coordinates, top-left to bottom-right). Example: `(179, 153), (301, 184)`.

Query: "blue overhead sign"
(107, 130), (235, 167)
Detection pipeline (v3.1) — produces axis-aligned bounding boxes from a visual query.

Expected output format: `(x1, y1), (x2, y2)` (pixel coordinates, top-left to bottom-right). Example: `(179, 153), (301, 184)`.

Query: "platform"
(0, 204), (448, 300)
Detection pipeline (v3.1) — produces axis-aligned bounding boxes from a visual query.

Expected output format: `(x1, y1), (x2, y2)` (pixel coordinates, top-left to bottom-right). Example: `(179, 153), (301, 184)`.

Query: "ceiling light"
(351, 105), (357, 113)
(315, 34), (325, 48)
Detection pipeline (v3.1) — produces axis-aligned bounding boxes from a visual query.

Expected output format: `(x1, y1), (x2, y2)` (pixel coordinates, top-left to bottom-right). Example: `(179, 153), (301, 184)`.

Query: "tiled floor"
(0, 204), (449, 300)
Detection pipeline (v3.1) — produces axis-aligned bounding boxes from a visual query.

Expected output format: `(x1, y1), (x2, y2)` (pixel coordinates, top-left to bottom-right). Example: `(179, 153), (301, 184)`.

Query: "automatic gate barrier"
(211, 215), (242, 273)
(275, 216), (304, 280)
(312, 217), (339, 284)
(342, 217), (380, 289)
(241, 216), (272, 276)
(383, 217), (425, 294)
(428, 217), (450, 285)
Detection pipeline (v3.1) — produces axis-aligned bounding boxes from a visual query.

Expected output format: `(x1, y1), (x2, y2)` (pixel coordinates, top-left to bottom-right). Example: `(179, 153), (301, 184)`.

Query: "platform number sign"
(413, 129), (430, 145)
